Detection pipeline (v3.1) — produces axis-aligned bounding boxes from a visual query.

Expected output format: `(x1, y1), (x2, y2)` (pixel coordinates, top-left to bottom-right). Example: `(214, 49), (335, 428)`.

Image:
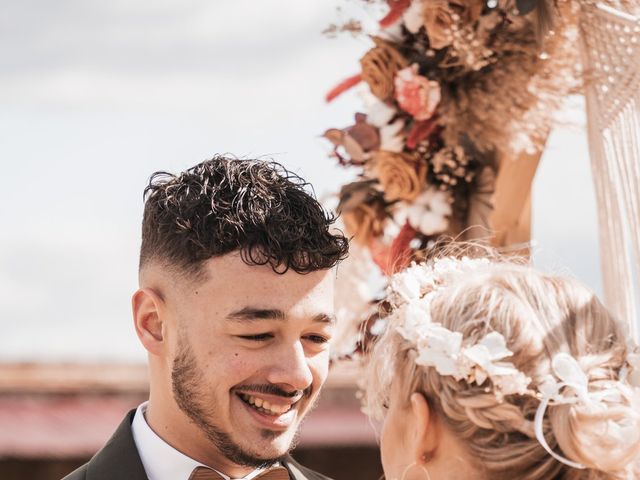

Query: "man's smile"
(237, 393), (299, 415)
(234, 392), (303, 430)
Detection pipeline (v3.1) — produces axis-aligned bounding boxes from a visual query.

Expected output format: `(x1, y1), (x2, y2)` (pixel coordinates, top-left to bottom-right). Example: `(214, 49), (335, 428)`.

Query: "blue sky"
(0, 0), (602, 361)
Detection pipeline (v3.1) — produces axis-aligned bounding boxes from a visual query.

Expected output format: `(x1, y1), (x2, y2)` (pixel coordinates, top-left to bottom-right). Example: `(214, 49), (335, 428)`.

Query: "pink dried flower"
(394, 65), (441, 121)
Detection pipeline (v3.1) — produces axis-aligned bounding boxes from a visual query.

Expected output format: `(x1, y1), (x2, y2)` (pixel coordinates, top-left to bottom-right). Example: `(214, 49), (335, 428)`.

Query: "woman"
(364, 255), (640, 480)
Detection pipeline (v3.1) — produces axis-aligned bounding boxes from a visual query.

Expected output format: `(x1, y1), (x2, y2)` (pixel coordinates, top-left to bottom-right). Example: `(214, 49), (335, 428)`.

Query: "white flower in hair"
(464, 332), (513, 370)
(492, 369), (531, 396)
(388, 263), (436, 303)
(538, 353), (590, 404)
(538, 353), (622, 406)
(463, 332), (525, 389)
(395, 295), (434, 340)
(390, 258), (530, 397)
(414, 323), (465, 378)
(390, 269), (422, 302)
(533, 352), (640, 470)
(390, 257), (489, 304)
(432, 256), (489, 279)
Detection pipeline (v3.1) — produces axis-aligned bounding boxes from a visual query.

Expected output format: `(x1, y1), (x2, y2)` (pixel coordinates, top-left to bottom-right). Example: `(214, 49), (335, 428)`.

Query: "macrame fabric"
(580, 1), (640, 342)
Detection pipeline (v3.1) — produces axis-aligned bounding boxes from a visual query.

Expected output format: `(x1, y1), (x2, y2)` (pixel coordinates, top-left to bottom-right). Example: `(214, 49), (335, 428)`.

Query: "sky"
(0, 0), (604, 362)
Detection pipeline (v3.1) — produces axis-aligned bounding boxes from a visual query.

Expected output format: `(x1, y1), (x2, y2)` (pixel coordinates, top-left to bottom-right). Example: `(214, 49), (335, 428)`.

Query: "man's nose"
(266, 340), (314, 392)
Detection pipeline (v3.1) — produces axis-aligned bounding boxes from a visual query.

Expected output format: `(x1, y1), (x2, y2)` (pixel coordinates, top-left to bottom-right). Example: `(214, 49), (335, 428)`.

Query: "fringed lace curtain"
(580, 2), (640, 341)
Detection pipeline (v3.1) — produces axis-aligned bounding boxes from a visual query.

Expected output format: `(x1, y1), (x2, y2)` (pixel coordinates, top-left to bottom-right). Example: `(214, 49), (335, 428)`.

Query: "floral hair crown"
(386, 257), (640, 470)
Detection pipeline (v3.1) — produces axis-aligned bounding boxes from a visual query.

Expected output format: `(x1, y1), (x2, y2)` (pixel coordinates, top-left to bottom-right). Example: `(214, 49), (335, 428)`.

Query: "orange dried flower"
(422, 0), (483, 50)
(423, 0), (457, 50)
(338, 181), (388, 246)
(370, 151), (426, 202)
(342, 202), (387, 246)
(360, 37), (408, 101)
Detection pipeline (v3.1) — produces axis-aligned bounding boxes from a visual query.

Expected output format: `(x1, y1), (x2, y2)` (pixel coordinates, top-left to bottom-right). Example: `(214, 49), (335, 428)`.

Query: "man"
(64, 156), (349, 480)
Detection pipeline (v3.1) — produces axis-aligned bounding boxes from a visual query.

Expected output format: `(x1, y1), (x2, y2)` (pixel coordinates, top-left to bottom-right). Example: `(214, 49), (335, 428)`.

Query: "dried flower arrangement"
(325, 0), (582, 271)
(324, 0), (587, 358)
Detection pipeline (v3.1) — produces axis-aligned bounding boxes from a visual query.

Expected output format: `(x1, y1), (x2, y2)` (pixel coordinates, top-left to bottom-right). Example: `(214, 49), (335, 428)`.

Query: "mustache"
(234, 384), (312, 399)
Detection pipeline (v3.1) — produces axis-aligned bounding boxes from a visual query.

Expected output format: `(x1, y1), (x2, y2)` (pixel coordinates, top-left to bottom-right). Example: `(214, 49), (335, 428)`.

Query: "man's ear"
(410, 392), (438, 464)
(132, 288), (166, 355)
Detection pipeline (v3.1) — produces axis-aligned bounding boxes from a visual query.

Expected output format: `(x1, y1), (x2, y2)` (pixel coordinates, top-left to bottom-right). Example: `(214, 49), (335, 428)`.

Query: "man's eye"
(304, 335), (329, 344)
(238, 334), (273, 341)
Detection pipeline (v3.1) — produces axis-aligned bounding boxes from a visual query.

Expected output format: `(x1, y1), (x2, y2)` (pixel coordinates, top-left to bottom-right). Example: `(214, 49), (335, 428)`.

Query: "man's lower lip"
(236, 395), (297, 429)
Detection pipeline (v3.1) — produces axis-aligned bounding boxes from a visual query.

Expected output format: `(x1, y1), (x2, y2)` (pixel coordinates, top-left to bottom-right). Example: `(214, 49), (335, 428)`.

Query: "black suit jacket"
(62, 410), (332, 480)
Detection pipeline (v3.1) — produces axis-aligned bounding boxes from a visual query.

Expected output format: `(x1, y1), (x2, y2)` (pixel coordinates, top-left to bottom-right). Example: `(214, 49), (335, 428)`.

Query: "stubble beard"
(170, 334), (293, 468)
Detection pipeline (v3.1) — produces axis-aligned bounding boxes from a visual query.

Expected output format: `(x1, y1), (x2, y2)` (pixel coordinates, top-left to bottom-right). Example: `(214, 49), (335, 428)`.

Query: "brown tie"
(189, 466), (290, 480)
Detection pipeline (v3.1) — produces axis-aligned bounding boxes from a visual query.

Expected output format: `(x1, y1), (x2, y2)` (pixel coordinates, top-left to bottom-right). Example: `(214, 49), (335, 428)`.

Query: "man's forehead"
(202, 255), (334, 285)
(140, 254), (335, 302)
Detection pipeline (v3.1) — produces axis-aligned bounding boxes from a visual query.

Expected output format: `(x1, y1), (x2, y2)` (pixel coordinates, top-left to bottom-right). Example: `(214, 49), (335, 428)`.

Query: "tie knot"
(189, 466), (290, 480)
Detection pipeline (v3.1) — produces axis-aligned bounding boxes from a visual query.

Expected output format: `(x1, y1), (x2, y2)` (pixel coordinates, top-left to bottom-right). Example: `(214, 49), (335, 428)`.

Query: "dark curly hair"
(139, 155), (349, 276)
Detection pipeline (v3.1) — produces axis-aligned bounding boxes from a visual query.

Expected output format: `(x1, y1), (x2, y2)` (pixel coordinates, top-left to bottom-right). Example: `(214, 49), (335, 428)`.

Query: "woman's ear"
(410, 392), (438, 464)
(132, 288), (166, 355)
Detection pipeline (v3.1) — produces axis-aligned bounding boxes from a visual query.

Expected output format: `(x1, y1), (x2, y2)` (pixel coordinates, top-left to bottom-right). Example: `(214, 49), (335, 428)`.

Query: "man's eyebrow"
(226, 308), (336, 325)
(226, 307), (286, 322)
(313, 313), (336, 325)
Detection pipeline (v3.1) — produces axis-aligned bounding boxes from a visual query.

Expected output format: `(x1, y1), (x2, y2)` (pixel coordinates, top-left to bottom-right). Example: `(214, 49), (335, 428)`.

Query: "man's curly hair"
(140, 155), (349, 276)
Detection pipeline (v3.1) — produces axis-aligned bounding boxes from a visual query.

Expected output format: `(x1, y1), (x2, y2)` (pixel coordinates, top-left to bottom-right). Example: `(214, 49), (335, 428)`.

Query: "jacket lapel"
(283, 455), (327, 480)
(86, 409), (148, 480)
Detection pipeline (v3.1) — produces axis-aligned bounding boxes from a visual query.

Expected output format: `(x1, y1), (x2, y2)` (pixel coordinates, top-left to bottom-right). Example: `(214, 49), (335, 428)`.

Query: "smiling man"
(63, 156), (349, 480)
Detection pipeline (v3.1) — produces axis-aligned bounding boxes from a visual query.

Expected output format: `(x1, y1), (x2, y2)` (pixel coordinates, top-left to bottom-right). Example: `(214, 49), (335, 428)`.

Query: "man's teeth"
(240, 394), (291, 415)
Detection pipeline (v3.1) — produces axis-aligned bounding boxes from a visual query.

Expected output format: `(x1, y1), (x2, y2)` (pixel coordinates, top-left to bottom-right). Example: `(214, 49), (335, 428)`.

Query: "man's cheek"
(311, 352), (331, 385)
(221, 353), (256, 385)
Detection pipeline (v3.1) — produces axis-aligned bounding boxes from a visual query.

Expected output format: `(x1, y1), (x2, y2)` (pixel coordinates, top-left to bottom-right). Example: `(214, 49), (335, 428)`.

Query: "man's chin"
(211, 435), (288, 469)
(255, 429), (297, 454)
(231, 428), (298, 464)
(227, 444), (288, 468)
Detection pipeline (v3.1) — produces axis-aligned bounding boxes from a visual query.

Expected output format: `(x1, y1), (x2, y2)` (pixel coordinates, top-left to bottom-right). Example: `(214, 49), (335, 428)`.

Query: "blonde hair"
(365, 254), (640, 480)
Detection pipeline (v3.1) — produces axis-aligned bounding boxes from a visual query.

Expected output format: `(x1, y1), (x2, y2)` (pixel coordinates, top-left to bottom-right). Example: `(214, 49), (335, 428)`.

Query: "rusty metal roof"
(0, 394), (144, 458)
(0, 362), (376, 458)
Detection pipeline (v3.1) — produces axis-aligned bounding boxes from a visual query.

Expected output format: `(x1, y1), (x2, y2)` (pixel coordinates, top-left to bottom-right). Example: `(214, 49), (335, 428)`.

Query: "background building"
(0, 362), (381, 480)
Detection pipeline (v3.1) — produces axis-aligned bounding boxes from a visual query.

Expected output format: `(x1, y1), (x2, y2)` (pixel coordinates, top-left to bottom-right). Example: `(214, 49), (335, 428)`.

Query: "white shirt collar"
(131, 402), (269, 480)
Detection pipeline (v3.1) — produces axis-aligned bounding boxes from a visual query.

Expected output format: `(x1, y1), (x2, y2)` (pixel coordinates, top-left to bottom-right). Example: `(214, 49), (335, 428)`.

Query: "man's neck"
(144, 398), (256, 478)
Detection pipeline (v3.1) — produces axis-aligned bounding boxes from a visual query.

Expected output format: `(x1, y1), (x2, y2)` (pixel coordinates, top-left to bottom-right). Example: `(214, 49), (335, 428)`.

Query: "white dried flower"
(366, 99), (397, 127)
(396, 187), (452, 236)
(379, 119), (405, 152)
(403, 0), (424, 34)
